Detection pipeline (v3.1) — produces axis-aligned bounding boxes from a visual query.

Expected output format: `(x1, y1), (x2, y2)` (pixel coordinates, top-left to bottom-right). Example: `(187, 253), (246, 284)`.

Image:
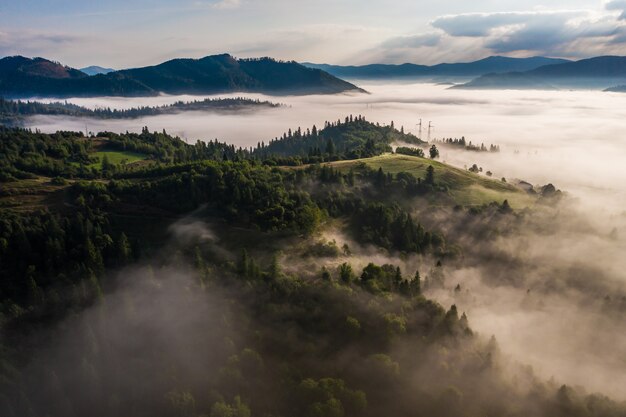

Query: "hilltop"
(0, 54), (362, 97)
(299, 154), (535, 209)
(255, 116), (424, 161)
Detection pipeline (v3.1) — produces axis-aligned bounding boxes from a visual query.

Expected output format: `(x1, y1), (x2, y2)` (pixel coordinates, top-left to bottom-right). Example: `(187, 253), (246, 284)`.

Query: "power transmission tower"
(416, 119), (422, 140)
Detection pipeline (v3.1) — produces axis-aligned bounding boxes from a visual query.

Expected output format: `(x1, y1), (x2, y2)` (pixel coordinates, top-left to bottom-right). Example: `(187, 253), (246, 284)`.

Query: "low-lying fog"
(24, 83), (626, 399)
(28, 84), (626, 210)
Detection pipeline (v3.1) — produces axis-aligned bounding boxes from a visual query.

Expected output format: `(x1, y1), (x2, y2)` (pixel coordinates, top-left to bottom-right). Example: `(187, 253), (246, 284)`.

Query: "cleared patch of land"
(0, 177), (70, 211)
(316, 154), (536, 208)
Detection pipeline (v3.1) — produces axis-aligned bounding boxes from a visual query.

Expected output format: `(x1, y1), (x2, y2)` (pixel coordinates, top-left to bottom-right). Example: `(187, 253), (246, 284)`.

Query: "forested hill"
(256, 115), (425, 161)
(0, 54), (362, 97)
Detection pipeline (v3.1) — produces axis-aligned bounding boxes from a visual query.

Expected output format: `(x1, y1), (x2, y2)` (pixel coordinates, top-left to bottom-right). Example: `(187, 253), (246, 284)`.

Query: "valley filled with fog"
(27, 83), (626, 210)
(23, 83), (626, 399)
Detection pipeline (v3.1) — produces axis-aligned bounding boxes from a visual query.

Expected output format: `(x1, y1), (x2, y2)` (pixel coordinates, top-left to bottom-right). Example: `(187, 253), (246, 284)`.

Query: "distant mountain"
(455, 56), (626, 90)
(0, 54), (362, 98)
(80, 65), (115, 76)
(303, 56), (570, 79)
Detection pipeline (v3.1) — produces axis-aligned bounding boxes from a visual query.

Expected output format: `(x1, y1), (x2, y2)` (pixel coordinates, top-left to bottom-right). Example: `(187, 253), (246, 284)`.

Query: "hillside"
(303, 56), (569, 79)
(0, 54), (362, 97)
(455, 56), (626, 90)
(313, 154), (536, 208)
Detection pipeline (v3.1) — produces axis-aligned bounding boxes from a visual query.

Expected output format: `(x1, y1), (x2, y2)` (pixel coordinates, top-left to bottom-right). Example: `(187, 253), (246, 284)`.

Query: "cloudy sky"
(1, 0), (626, 68)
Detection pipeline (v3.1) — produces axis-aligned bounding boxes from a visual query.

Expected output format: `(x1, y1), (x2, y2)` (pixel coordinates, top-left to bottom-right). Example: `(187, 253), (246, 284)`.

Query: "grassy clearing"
(317, 154), (536, 208)
(87, 150), (147, 168)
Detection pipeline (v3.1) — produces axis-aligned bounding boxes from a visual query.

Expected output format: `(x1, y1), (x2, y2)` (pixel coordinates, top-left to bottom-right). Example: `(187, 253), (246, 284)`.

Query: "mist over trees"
(1, 122), (625, 417)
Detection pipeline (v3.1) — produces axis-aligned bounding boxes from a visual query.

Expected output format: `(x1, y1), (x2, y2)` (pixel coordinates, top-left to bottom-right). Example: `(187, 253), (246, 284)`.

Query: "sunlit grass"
(324, 154), (536, 208)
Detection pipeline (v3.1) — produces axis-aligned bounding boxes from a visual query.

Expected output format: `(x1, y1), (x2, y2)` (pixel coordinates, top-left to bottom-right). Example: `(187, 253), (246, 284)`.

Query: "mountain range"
(454, 56), (626, 90)
(4, 54), (626, 97)
(0, 54), (361, 98)
(303, 56), (570, 79)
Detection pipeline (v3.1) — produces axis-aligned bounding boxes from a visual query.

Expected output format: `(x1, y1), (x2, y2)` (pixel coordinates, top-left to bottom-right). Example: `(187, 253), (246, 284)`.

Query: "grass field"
(315, 154), (536, 208)
(87, 150), (147, 168)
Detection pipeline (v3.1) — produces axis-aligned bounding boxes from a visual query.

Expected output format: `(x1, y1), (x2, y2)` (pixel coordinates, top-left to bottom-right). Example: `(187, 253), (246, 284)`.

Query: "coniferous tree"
(425, 165), (435, 185)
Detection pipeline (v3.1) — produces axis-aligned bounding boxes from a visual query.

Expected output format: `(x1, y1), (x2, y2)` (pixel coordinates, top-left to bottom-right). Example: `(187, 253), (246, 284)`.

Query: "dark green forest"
(0, 122), (625, 417)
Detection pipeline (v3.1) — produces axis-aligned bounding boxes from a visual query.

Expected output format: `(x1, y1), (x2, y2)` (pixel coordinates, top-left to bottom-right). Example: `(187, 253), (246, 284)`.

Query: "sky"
(1, 0), (626, 68)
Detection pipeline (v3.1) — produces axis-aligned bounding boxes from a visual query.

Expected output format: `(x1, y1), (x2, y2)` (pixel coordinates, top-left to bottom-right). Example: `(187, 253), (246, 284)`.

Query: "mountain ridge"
(454, 55), (626, 90)
(0, 54), (362, 97)
(303, 56), (570, 79)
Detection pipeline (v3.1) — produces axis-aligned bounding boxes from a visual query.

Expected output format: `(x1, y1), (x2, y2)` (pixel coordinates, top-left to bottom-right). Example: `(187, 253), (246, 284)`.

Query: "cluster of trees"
(0, 97), (281, 125)
(0, 127), (92, 180)
(255, 116), (423, 162)
(0, 127), (253, 180)
(101, 128), (249, 164)
(351, 203), (443, 253)
(395, 146), (425, 157)
(0, 203), (136, 322)
(433, 137), (500, 152)
(82, 161), (323, 233)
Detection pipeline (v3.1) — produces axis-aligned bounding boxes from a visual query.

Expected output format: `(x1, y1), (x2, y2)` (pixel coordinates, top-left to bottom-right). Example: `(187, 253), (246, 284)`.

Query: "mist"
(24, 84), (626, 208)
(18, 82), (626, 401)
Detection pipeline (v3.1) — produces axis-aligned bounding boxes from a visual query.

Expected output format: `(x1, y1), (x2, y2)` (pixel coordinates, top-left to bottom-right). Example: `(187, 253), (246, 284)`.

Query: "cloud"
(606, 0), (626, 20)
(0, 30), (86, 58)
(370, 8), (626, 64)
(478, 12), (618, 55)
(432, 12), (542, 37)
